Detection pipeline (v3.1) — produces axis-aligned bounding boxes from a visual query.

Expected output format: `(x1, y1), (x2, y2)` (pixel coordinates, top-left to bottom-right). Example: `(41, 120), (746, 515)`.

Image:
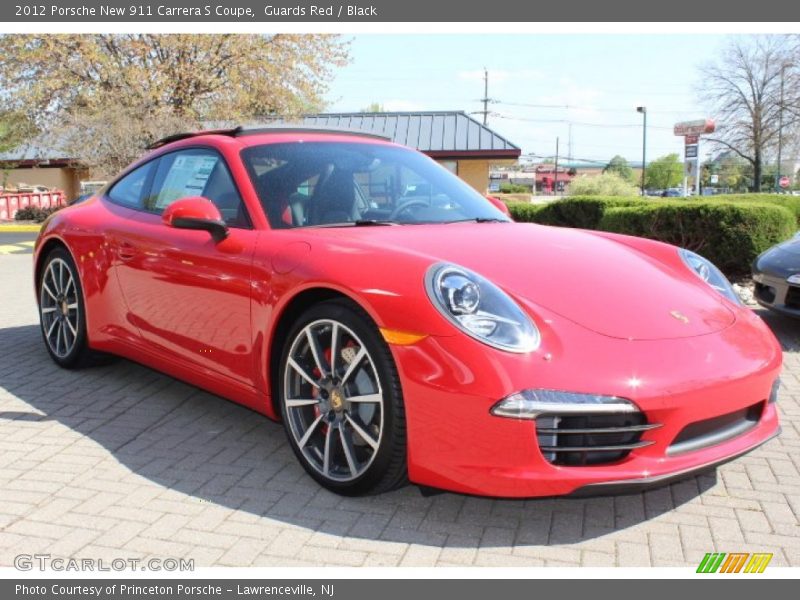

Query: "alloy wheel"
(283, 319), (384, 482)
(39, 257), (80, 359)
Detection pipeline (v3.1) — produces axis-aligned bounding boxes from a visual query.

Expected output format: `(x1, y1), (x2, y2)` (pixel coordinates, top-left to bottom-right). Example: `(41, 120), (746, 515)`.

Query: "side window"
(107, 161), (155, 208)
(146, 149), (250, 228)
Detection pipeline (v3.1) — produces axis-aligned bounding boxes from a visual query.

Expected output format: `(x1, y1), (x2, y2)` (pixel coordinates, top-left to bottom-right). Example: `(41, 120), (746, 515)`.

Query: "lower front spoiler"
(568, 427), (781, 498)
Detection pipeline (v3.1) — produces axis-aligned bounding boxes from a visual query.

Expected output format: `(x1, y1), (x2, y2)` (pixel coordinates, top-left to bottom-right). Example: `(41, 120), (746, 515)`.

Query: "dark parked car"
(753, 233), (800, 316)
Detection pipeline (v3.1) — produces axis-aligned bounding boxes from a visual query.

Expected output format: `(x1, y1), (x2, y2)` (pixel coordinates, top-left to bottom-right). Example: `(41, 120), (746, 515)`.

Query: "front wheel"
(278, 300), (407, 495)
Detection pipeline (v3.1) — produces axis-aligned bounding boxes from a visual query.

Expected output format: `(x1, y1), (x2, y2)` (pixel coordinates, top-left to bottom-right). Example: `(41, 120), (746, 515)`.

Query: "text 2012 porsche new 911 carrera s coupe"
(34, 126), (782, 497)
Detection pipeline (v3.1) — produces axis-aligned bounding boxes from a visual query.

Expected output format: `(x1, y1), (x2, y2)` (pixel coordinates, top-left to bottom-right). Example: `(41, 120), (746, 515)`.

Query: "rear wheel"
(38, 247), (107, 368)
(278, 300), (407, 495)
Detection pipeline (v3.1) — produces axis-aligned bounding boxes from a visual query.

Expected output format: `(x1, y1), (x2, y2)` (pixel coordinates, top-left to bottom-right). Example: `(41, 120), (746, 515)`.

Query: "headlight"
(679, 249), (742, 305)
(425, 263), (540, 352)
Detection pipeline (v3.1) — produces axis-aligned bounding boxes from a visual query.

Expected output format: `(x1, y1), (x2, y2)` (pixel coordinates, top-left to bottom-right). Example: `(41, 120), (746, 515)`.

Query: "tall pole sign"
(674, 119), (715, 197)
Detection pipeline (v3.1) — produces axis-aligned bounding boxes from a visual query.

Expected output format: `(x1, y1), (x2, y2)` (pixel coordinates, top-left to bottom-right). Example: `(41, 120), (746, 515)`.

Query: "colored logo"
(696, 552), (772, 573)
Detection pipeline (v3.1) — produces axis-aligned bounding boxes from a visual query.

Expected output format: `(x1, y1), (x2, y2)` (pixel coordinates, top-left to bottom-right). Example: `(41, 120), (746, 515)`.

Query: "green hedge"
(599, 202), (794, 277)
(507, 194), (797, 277)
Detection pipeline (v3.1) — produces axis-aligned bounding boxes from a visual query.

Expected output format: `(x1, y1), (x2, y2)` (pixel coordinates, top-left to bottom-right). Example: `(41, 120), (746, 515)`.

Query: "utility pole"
(481, 68), (490, 125)
(554, 137), (560, 196)
(776, 62), (790, 192)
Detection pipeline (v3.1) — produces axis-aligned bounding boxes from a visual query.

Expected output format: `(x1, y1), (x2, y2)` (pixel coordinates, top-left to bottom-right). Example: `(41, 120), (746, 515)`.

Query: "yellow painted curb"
(0, 224), (41, 232)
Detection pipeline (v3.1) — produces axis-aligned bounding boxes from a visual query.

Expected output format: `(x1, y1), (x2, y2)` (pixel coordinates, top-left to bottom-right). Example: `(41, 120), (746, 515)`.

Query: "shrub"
(599, 202), (795, 277)
(506, 202), (545, 222)
(567, 172), (639, 197)
(14, 205), (62, 223)
(499, 182), (530, 194)
(712, 193), (800, 226)
(526, 196), (642, 228)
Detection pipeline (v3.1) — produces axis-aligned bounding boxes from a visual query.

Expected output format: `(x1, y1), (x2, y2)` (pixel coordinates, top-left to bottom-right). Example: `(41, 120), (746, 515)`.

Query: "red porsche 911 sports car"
(34, 126), (781, 497)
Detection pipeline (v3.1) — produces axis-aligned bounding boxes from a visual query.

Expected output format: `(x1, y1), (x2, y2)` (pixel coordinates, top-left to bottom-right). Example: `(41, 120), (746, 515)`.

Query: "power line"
(492, 113), (674, 130)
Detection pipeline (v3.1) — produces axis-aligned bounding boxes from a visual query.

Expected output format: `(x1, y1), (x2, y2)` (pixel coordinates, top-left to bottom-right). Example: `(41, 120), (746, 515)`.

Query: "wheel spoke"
(56, 322), (64, 355)
(41, 307), (57, 314)
(46, 317), (58, 339)
(59, 261), (65, 294)
(65, 316), (78, 337)
(286, 398), (319, 408)
(47, 264), (60, 295)
(305, 327), (328, 377)
(346, 393), (382, 404)
(66, 303), (78, 311)
(288, 357), (319, 388)
(297, 414), (323, 448)
(322, 426), (333, 476)
(330, 322), (340, 377)
(65, 274), (75, 296)
(340, 347), (367, 385)
(42, 282), (58, 301)
(340, 426), (359, 476)
(345, 414), (379, 451)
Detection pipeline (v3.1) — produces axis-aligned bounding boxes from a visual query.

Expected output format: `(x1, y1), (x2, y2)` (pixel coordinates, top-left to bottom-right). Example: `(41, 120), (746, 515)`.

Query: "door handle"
(118, 242), (136, 261)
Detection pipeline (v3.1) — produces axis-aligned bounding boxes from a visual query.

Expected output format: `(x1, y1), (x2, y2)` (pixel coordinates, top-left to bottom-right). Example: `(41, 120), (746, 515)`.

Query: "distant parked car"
(662, 188), (683, 197)
(753, 234), (800, 317)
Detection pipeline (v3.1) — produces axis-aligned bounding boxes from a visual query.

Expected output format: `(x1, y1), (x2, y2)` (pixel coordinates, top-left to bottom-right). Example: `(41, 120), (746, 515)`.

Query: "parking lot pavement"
(0, 252), (798, 568)
(0, 231), (36, 255)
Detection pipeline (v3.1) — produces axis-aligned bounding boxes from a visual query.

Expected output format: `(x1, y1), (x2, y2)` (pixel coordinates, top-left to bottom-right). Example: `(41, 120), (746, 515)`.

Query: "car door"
(113, 147), (258, 385)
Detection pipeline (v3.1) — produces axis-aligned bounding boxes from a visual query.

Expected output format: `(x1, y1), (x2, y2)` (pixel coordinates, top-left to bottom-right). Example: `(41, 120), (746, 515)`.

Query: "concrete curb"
(0, 224), (42, 232)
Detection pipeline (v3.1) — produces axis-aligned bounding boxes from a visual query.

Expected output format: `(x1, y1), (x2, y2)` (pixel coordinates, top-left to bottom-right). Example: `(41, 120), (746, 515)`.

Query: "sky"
(324, 34), (730, 165)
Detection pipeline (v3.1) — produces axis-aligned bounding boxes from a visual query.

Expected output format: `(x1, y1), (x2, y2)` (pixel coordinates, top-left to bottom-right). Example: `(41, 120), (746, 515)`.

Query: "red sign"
(674, 119), (715, 136)
(780, 176), (791, 188)
(685, 135), (699, 145)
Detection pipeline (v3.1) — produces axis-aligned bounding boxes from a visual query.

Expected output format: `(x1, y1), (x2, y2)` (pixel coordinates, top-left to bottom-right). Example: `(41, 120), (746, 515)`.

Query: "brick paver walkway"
(1, 253), (798, 567)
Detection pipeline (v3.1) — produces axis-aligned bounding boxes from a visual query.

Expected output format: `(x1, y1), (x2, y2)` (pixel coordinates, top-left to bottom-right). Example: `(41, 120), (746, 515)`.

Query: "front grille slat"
(539, 440), (654, 452)
(537, 424), (662, 435)
(535, 410), (656, 466)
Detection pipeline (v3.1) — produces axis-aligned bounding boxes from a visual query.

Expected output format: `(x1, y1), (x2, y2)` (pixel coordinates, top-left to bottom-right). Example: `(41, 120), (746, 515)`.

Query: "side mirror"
(485, 195), (511, 217)
(162, 197), (229, 243)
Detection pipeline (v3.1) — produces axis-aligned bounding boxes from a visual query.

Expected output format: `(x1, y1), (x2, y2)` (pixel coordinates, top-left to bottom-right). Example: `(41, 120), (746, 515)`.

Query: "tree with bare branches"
(699, 35), (798, 192)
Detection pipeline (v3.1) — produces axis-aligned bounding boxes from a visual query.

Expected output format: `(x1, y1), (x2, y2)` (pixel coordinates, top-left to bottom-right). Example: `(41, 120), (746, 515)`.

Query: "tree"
(0, 111), (37, 190)
(568, 172), (638, 196)
(603, 155), (634, 182)
(361, 102), (385, 113)
(699, 35), (799, 192)
(0, 35), (349, 175)
(0, 111), (36, 153)
(644, 154), (684, 190)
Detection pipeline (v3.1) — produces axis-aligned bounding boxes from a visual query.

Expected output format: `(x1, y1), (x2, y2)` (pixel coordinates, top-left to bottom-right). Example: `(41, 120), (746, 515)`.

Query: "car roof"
(147, 125), (392, 150)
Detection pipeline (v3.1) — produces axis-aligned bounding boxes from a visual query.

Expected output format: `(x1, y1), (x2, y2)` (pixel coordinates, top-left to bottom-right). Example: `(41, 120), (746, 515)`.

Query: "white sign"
(674, 119), (716, 136)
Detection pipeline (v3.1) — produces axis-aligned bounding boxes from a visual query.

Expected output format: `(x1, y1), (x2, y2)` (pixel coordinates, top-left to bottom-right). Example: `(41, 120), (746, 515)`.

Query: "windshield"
(241, 141), (510, 228)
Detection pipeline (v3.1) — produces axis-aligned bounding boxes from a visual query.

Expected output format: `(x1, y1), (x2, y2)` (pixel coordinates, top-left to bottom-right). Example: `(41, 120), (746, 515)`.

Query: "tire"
(37, 247), (109, 369)
(278, 299), (407, 495)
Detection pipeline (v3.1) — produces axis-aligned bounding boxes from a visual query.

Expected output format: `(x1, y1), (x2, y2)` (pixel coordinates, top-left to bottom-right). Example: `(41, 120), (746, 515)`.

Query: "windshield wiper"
(307, 219), (399, 228)
(354, 219), (399, 226)
(446, 217), (510, 224)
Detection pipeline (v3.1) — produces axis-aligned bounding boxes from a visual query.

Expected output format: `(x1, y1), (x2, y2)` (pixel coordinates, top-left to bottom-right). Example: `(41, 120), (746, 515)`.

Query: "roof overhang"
(425, 149), (522, 160)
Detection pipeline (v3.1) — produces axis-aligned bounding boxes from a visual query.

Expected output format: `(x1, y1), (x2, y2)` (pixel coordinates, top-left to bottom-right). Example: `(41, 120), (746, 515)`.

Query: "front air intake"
(536, 412), (660, 466)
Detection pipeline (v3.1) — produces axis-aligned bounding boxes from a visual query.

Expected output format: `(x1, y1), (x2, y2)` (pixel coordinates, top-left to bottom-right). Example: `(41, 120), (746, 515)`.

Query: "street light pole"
(637, 106), (647, 196)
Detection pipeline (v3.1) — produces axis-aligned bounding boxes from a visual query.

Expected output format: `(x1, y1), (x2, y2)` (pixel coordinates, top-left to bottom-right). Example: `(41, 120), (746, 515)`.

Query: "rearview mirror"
(162, 197), (229, 243)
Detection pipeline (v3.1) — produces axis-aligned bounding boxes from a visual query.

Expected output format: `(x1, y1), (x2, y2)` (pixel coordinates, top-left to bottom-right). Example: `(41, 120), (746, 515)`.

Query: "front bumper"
(569, 427), (780, 497)
(752, 271), (800, 317)
(393, 303), (782, 498)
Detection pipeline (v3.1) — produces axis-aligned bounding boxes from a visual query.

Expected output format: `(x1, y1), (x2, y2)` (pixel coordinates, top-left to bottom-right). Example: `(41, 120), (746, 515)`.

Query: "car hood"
(310, 222), (736, 341)
(755, 236), (800, 277)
